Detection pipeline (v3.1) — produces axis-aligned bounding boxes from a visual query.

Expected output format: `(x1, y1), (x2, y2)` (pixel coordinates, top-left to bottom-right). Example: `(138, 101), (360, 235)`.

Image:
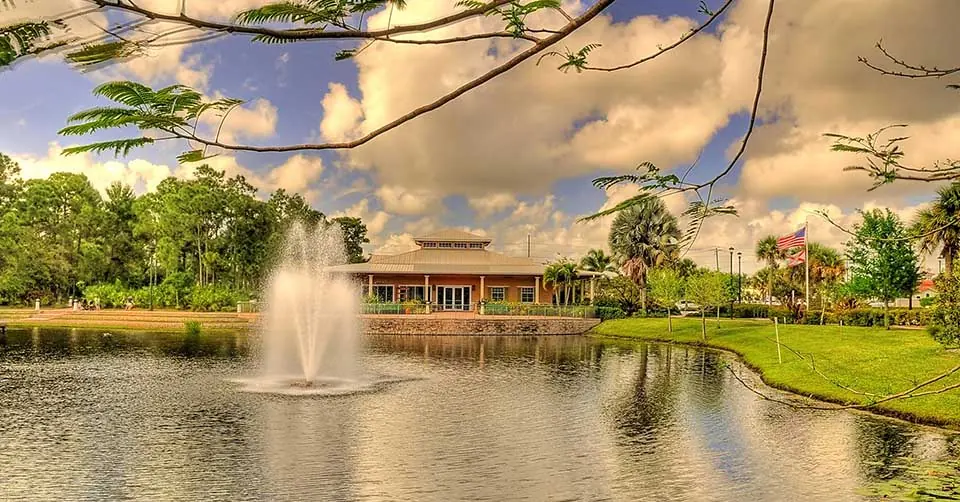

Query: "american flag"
(787, 248), (806, 267)
(777, 227), (806, 250)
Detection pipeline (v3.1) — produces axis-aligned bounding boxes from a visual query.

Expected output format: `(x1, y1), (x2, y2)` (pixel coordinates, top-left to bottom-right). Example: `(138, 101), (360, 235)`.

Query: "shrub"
(920, 296), (936, 308)
(929, 276), (960, 346)
(597, 306), (626, 320)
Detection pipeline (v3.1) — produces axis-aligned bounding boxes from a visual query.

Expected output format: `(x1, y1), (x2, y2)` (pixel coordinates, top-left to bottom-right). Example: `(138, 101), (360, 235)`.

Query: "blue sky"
(0, 0), (953, 270)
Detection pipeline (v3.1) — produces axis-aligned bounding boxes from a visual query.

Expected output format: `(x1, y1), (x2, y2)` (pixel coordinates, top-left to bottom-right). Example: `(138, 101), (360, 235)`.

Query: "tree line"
(0, 153), (368, 309)
(562, 186), (960, 346)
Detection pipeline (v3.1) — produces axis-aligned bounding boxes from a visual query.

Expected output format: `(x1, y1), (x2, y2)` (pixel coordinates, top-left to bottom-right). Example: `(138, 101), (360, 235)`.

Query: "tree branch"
(76, 0), (616, 155)
(86, 0), (517, 42)
(859, 40), (960, 80)
(582, 0), (733, 72)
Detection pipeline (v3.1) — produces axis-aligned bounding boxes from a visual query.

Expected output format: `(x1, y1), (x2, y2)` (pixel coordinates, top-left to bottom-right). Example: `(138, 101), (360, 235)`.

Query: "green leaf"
(61, 138), (156, 157)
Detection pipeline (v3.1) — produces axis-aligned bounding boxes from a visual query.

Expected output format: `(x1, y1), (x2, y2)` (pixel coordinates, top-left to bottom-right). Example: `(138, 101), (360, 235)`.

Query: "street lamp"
(729, 247), (735, 318)
(737, 252), (742, 303)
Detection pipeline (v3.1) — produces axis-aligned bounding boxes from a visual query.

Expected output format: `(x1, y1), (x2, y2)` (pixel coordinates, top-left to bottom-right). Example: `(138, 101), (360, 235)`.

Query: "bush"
(929, 276), (960, 346)
(597, 306), (626, 320)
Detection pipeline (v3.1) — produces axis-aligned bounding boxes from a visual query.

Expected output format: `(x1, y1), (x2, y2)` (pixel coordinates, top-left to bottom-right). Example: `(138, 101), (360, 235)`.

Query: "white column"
(534, 276), (540, 304)
(590, 277), (596, 305)
(368, 275), (373, 297)
(479, 276), (485, 300)
(424, 275), (431, 314)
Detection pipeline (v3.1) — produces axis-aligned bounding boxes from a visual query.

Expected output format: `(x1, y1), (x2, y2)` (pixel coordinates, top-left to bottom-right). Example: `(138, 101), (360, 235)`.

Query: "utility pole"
(714, 248), (719, 271)
(729, 247), (735, 319)
(737, 252), (742, 303)
(527, 234), (531, 258)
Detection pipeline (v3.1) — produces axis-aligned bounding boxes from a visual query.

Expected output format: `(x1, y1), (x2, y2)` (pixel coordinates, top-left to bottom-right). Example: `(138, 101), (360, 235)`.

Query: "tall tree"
(845, 209), (920, 328)
(332, 216), (369, 264)
(648, 267), (683, 333)
(915, 181), (960, 278)
(685, 271), (729, 340)
(755, 235), (785, 305)
(608, 197), (680, 313)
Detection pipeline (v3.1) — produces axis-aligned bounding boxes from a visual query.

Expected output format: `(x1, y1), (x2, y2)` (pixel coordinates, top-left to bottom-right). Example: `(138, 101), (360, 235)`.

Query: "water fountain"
(235, 222), (396, 396)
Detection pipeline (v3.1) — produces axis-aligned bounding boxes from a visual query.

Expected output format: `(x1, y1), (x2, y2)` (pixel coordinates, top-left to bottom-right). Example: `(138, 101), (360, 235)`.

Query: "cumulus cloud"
(199, 96), (279, 144)
(375, 185), (442, 216)
(11, 143), (182, 194)
(332, 198), (390, 236)
(322, 1), (748, 198)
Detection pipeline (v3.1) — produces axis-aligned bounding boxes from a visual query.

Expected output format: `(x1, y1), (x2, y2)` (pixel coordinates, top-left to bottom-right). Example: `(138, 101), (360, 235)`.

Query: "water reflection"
(0, 330), (956, 501)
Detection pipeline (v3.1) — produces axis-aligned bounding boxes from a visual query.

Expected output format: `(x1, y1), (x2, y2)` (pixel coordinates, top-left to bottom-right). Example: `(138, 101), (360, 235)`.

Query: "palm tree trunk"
(946, 252), (954, 278)
(883, 300), (890, 330)
(667, 311), (673, 333)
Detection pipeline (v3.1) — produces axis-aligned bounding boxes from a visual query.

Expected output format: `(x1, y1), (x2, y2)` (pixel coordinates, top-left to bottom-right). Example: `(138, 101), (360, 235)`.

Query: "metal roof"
(326, 248), (602, 276)
(413, 229), (492, 244)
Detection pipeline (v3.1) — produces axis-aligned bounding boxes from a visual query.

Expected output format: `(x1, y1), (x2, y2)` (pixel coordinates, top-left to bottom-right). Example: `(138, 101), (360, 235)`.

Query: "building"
(325, 229), (599, 312)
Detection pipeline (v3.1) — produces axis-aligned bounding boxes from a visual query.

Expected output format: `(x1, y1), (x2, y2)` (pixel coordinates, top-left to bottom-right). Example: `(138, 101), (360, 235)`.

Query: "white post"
(534, 276), (540, 303)
(479, 276), (485, 314)
(775, 317), (783, 364)
(804, 220), (810, 315)
(424, 275), (430, 314)
(237, 302), (242, 313)
(368, 275), (373, 297)
(590, 277), (596, 305)
(35, 299), (40, 311)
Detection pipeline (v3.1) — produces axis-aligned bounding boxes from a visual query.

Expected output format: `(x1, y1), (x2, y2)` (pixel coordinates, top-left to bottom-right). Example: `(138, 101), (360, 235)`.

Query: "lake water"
(0, 328), (957, 501)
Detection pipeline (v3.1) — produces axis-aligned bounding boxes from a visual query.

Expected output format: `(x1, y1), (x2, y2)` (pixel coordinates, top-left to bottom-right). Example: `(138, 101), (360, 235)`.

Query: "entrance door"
(438, 286), (471, 311)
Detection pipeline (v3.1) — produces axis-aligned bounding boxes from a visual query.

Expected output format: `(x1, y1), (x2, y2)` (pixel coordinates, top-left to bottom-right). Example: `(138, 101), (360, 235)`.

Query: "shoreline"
(589, 318), (960, 432)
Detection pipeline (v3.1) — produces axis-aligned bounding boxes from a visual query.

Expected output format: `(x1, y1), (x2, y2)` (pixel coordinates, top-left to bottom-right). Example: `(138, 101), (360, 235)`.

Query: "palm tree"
(608, 198), (681, 312)
(915, 181), (960, 278)
(674, 257), (699, 279)
(580, 249), (616, 274)
(755, 235), (785, 305)
(544, 259), (578, 306)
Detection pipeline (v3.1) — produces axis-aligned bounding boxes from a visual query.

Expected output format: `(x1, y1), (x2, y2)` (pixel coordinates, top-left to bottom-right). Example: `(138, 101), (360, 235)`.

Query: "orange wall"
(351, 274), (556, 303)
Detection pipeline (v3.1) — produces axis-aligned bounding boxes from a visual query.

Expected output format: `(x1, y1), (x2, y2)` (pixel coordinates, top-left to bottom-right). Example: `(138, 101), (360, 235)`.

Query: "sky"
(1, 0), (958, 273)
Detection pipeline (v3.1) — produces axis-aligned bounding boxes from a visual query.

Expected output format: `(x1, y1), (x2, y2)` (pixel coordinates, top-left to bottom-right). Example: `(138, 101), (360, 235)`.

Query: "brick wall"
(361, 316), (600, 336)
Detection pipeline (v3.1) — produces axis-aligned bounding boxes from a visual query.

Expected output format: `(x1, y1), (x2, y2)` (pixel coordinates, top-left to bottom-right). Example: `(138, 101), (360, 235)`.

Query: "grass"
(590, 317), (960, 429)
(0, 308), (254, 332)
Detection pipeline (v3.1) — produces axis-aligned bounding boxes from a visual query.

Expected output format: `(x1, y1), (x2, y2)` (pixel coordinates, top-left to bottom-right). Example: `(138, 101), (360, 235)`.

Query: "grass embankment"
(0, 308), (255, 332)
(591, 317), (960, 429)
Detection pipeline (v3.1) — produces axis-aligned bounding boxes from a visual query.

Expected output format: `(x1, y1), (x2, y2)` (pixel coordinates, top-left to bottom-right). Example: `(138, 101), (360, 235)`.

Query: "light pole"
(729, 247), (735, 318)
(737, 252), (742, 303)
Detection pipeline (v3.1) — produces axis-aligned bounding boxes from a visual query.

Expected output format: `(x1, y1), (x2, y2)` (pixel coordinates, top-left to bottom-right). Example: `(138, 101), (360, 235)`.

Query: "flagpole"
(804, 219), (810, 315)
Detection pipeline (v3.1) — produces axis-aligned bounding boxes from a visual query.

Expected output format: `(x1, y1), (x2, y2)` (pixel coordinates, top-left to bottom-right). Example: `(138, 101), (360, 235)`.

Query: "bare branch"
(583, 0), (733, 72)
(860, 40), (960, 80)
(726, 362), (960, 412)
(85, 0), (517, 42)
(128, 0), (617, 154)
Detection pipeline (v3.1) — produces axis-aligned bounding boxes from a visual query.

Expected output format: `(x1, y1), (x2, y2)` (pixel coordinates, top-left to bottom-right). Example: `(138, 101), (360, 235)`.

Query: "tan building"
(326, 229), (598, 312)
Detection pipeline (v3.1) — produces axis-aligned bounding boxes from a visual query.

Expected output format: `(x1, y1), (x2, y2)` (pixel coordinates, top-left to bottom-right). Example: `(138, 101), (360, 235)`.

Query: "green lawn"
(590, 317), (960, 429)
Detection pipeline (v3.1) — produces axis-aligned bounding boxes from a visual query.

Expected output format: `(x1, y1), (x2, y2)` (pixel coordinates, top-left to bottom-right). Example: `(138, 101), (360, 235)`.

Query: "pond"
(0, 328), (957, 501)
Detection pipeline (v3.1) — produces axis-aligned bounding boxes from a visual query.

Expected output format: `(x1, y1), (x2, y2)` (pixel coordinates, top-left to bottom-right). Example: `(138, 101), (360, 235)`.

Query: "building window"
(373, 285), (394, 302)
(520, 287), (535, 303)
(489, 287), (506, 302)
(454, 242), (468, 249)
(423, 242), (437, 248)
(398, 285), (426, 302)
(439, 242), (453, 248)
(469, 243), (483, 249)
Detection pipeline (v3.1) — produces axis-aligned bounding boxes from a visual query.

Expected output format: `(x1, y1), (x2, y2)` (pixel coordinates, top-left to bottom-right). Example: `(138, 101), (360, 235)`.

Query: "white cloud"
(329, 1), (746, 199)
(182, 154), (323, 200)
(11, 143), (181, 194)
(375, 185), (442, 215)
(468, 192), (517, 218)
(320, 83), (363, 143)
(199, 96), (279, 144)
(332, 198), (390, 236)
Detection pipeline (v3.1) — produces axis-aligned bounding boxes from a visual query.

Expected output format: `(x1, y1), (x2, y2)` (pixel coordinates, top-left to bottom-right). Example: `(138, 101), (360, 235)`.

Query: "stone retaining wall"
(362, 317), (600, 336)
